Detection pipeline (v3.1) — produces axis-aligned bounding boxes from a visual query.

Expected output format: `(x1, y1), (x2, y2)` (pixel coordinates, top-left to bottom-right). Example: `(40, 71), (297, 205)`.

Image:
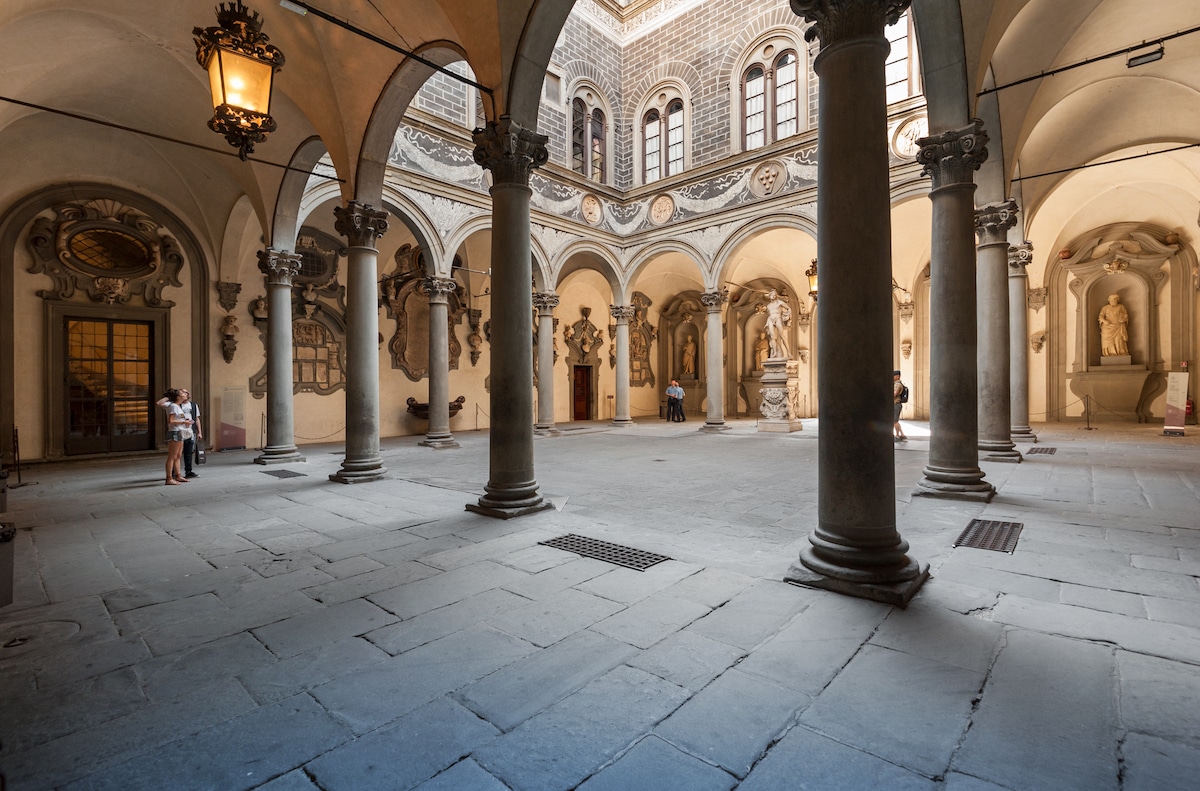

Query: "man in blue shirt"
(666, 379), (685, 422)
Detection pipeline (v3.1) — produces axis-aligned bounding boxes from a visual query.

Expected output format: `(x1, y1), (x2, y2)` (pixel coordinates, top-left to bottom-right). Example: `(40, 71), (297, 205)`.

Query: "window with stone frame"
(742, 47), (802, 151)
(571, 90), (609, 183)
(643, 93), (686, 183)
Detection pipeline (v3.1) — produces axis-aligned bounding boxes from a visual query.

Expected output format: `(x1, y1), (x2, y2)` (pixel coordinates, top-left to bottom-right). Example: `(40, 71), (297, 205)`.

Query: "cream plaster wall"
(12, 234), (46, 459)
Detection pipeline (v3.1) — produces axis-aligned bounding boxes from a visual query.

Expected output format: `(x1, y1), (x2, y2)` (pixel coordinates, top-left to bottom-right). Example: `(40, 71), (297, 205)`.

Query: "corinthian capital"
(975, 199), (1019, 245)
(420, 277), (458, 301)
(790, 0), (911, 44)
(532, 292), (560, 313)
(334, 202), (389, 248)
(610, 304), (635, 322)
(701, 290), (729, 311)
(1008, 241), (1034, 271)
(916, 119), (989, 190)
(257, 248), (302, 286)
(472, 116), (549, 186)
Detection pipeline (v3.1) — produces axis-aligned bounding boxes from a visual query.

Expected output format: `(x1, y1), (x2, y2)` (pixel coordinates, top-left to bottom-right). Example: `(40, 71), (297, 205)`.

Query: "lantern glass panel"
(211, 48), (273, 113)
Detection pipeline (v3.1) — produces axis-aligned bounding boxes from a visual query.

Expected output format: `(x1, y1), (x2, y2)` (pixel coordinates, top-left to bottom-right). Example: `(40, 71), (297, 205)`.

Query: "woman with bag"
(156, 389), (192, 485)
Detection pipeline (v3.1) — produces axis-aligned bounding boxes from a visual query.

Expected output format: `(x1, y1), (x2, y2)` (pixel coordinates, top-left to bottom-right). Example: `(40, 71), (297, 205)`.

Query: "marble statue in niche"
(1098, 294), (1129, 357)
(763, 289), (792, 358)
(681, 335), (696, 374)
(753, 331), (769, 371)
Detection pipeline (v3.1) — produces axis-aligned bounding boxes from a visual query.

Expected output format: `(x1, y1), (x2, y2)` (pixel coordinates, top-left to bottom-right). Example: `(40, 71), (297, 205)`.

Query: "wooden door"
(572, 365), (592, 421)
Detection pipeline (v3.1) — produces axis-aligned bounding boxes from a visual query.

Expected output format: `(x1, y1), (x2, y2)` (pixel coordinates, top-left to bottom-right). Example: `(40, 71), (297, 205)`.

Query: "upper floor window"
(571, 92), (608, 183)
(742, 47), (803, 151)
(886, 12), (921, 103)
(644, 98), (685, 183)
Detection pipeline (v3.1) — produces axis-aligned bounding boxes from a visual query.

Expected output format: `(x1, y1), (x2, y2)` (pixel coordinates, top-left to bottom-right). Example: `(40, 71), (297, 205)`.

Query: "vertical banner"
(219, 385), (248, 449)
(1163, 372), (1188, 436)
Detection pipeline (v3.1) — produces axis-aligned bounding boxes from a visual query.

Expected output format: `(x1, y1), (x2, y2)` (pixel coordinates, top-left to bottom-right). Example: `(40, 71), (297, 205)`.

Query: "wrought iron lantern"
(193, 2), (284, 159)
(806, 258), (819, 300)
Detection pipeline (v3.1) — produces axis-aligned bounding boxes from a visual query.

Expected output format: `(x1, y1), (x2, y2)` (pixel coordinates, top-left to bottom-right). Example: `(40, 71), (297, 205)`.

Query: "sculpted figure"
(753, 331), (769, 371)
(1098, 293), (1129, 356)
(763, 289), (791, 359)
(681, 335), (696, 375)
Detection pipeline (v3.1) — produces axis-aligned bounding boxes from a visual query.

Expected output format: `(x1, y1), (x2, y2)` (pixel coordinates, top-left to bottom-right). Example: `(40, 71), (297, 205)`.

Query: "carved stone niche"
(26, 198), (183, 306)
(628, 291), (657, 388)
(382, 244), (466, 381)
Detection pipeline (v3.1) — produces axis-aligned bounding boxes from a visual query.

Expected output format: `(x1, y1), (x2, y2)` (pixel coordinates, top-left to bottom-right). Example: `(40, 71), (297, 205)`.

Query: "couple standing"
(156, 388), (203, 485)
(665, 379), (686, 422)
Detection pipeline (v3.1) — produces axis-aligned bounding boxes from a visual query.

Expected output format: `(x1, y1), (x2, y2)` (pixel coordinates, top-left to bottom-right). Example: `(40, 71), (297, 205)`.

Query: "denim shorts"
(167, 429), (183, 442)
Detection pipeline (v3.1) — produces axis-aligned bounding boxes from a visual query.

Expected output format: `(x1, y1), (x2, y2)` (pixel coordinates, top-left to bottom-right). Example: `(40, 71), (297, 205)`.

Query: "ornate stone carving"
(472, 116), (549, 185)
(1030, 331), (1046, 353)
(220, 314), (239, 364)
(891, 113), (927, 159)
(790, 0), (912, 44)
(629, 292), (657, 387)
(649, 194), (675, 225)
(798, 349), (810, 363)
(217, 281), (242, 312)
(563, 307), (605, 366)
(1103, 258), (1129, 275)
(581, 194), (603, 225)
(750, 161), (786, 197)
(532, 292), (560, 314)
(610, 305), (636, 322)
(420, 277), (459, 300)
(333, 202), (389, 248)
(1027, 287), (1048, 312)
(468, 308), (485, 366)
(700, 289), (728, 311)
(257, 249), (302, 286)
(917, 119), (989, 190)
(382, 245), (465, 380)
(26, 198), (183, 306)
(1009, 241), (1034, 270)
(975, 199), (1019, 244)
(897, 301), (915, 324)
(608, 322), (617, 369)
(901, 340), (912, 359)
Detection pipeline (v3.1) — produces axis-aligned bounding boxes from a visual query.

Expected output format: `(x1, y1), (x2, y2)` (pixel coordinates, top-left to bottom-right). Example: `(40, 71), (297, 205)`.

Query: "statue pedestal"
(758, 358), (803, 433)
(1100, 355), (1132, 366)
(1069, 367), (1150, 421)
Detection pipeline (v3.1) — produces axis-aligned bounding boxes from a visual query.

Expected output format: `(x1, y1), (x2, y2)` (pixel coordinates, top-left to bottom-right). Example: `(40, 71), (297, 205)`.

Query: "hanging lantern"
(806, 258), (819, 300)
(193, 2), (284, 159)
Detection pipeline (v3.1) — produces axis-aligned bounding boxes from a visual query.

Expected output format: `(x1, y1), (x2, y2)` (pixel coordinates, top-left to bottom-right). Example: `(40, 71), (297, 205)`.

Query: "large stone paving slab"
(576, 735), (737, 791)
(738, 725), (937, 790)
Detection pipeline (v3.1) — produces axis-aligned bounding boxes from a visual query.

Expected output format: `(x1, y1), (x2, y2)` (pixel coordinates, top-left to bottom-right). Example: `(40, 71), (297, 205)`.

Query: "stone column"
(976, 200), (1022, 462)
(330, 202), (388, 484)
(467, 117), (552, 518)
(700, 290), (731, 432)
(610, 305), (634, 426)
(1009, 242), (1038, 442)
(254, 249), (305, 465)
(421, 277), (459, 449)
(783, 0), (927, 607)
(534, 292), (560, 435)
(913, 120), (995, 501)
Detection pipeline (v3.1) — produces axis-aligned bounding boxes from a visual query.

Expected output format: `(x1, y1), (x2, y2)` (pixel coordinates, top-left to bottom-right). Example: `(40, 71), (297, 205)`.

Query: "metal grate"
(261, 469), (307, 479)
(1026, 447), (1057, 455)
(539, 534), (671, 571)
(955, 519), (1023, 553)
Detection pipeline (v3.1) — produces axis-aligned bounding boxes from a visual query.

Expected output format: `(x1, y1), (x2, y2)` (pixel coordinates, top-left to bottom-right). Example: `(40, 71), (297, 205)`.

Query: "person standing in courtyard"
(156, 388), (191, 485)
(180, 388), (202, 478)
(893, 369), (908, 441)
(666, 379), (685, 422)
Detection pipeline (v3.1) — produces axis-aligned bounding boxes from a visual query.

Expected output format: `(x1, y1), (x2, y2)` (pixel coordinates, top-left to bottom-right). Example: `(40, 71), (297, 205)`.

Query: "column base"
(254, 446), (306, 465)
(420, 437), (460, 450)
(534, 426), (561, 437)
(329, 459), (387, 484)
(979, 440), (1022, 463)
(784, 553), (929, 608)
(610, 419), (635, 427)
(466, 499), (554, 519)
(699, 422), (732, 433)
(1011, 426), (1039, 444)
(913, 473), (995, 502)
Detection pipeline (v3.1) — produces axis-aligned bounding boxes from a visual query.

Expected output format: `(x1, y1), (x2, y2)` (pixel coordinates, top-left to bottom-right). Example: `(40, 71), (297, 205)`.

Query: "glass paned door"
(65, 319), (154, 454)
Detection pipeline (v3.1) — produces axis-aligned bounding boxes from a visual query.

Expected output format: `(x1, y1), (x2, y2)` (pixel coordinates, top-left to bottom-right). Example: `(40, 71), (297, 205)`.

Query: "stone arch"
(554, 240), (624, 302)
(625, 240), (709, 292)
(274, 137), (338, 252)
(909, 0), (971, 133)
(504, 3), (578, 127)
(713, 212), (818, 290)
(379, 186), (446, 275)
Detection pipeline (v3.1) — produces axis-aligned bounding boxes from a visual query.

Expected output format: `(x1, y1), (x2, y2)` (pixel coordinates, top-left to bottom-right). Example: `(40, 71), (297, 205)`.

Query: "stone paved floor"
(2, 418), (1199, 790)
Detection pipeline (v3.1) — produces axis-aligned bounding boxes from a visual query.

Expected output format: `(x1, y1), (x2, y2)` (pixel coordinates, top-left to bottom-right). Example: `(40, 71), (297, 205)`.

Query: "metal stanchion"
(1082, 395), (1097, 430)
(8, 426), (37, 488)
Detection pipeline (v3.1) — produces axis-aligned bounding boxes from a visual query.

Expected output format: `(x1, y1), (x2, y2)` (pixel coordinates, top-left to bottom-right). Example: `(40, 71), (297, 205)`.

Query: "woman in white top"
(155, 388), (192, 485)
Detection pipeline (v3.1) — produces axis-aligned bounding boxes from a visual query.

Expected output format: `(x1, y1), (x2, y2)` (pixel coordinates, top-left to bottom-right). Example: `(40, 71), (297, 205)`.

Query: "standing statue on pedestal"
(763, 289), (791, 358)
(1098, 293), (1129, 356)
(681, 335), (696, 375)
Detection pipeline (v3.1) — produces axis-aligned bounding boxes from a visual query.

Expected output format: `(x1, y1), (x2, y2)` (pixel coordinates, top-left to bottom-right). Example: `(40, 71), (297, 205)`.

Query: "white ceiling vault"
(0, 1), (1198, 264)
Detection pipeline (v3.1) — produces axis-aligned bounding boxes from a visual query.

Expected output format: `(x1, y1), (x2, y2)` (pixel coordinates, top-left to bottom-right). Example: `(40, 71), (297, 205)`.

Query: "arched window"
(571, 97), (586, 175)
(590, 107), (605, 182)
(666, 99), (684, 177)
(739, 40), (806, 151)
(571, 93), (608, 183)
(644, 108), (662, 182)
(744, 66), (766, 150)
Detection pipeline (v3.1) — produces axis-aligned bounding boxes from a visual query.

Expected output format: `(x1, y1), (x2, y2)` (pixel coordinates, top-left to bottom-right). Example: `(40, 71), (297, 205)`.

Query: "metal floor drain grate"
(955, 519), (1023, 553)
(1026, 447), (1057, 455)
(261, 469), (307, 479)
(539, 534), (671, 571)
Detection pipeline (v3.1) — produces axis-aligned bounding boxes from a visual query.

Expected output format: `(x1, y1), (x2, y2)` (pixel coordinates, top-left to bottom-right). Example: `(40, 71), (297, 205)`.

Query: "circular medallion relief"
(649, 194), (675, 225)
(750, 160), (786, 198)
(891, 114), (928, 159)
(581, 194), (603, 225)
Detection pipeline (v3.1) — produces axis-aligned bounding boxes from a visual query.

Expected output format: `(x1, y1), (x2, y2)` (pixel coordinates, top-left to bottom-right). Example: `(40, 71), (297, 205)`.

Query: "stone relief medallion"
(750, 161), (785, 197)
(649, 194), (675, 225)
(581, 194), (603, 225)
(891, 114), (929, 159)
